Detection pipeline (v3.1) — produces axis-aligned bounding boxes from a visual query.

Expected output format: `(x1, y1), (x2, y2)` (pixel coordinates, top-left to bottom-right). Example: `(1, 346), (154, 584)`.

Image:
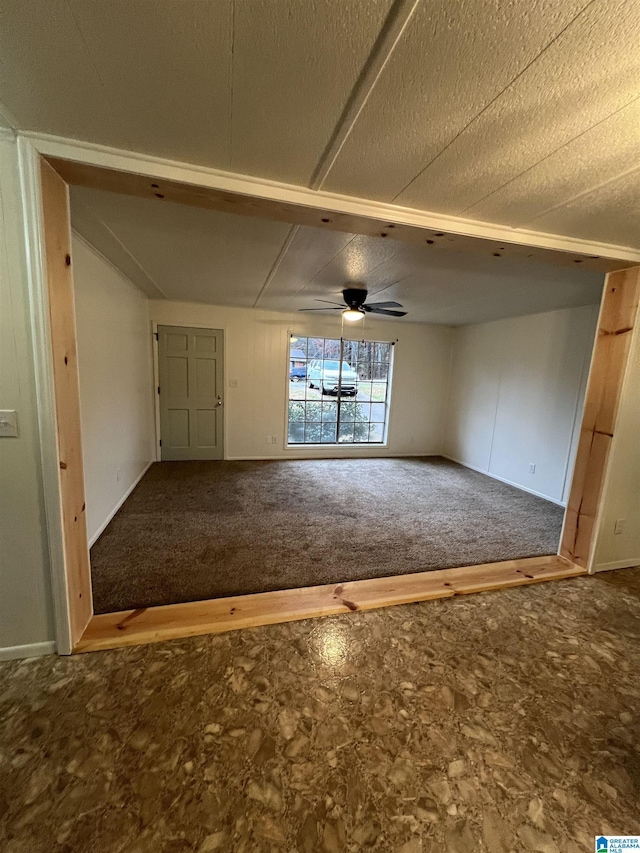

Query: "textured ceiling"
(2, 0), (638, 250)
(70, 187), (603, 325)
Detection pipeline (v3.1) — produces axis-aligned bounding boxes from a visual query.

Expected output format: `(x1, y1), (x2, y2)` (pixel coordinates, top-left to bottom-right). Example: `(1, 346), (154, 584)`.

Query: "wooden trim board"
(40, 159), (93, 644)
(75, 556), (585, 653)
(561, 266), (640, 567)
(46, 156), (629, 275)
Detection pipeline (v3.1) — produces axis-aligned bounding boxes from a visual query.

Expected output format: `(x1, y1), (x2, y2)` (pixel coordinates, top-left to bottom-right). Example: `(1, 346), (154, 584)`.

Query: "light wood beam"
(561, 265), (640, 567)
(40, 158), (93, 643)
(75, 555), (584, 653)
(46, 156), (630, 275)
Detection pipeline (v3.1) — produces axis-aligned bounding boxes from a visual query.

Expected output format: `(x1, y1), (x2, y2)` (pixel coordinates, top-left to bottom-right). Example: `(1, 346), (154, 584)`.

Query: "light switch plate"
(229, 379), (238, 388)
(0, 410), (18, 437)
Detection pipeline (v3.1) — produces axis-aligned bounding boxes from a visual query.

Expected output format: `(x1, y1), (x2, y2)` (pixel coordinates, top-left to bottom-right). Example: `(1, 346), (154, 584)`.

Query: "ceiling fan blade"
(314, 299), (345, 306)
(298, 307), (342, 312)
(364, 306), (407, 317)
(366, 301), (404, 309)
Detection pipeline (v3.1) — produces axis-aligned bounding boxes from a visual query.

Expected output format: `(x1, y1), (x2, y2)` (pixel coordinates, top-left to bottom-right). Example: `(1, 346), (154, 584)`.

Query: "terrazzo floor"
(1, 568), (639, 853)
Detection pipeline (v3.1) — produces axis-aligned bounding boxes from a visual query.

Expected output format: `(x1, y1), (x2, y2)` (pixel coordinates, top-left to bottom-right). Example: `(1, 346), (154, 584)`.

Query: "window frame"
(285, 332), (395, 449)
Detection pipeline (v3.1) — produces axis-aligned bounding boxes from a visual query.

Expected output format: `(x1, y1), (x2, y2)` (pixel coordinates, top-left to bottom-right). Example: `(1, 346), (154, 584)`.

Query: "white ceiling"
(70, 186), (603, 325)
(0, 0), (638, 250)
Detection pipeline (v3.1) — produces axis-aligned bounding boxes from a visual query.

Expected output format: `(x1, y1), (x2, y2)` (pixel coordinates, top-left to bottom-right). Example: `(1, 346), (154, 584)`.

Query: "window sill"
(285, 443), (388, 451)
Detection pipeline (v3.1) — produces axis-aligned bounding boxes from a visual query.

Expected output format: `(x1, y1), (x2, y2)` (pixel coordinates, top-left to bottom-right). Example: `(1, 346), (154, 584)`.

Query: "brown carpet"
(90, 457), (564, 613)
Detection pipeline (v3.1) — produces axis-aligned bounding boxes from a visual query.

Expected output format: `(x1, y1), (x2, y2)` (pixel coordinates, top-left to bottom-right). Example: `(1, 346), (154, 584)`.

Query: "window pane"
(370, 402), (386, 421)
(288, 401), (305, 421)
(338, 422), (355, 443)
(288, 422), (305, 443)
(372, 362), (389, 381)
(304, 423), (323, 443)
(339, 401), (357, 422)
(306, 401), (322, 421)
(353, 419), (370, 442)
(368, 423), (384, 442)
(356, 402), (371, 421)
(370, 382), (387, 403)
(307, 338), (326, 359)
(322, 401), (338, 422)
(321, 422), (337, 443)
(290, 337), (308, 357)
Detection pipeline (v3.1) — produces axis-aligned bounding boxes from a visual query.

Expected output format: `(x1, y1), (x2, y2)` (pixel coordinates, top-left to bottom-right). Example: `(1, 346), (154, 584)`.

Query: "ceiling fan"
(299, 288), (407, 322)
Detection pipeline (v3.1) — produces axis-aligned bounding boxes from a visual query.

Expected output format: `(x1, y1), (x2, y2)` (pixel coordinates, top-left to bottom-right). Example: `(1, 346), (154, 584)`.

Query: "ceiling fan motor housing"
(342, 288), (368, 309)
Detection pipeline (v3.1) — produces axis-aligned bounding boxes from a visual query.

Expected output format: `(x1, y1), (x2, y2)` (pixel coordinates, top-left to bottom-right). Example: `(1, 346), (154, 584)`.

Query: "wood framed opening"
(33, 148), (640, 653)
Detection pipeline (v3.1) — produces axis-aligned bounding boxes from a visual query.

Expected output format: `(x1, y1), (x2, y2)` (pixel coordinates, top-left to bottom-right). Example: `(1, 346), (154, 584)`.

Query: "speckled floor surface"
(1, 568), (639, 853)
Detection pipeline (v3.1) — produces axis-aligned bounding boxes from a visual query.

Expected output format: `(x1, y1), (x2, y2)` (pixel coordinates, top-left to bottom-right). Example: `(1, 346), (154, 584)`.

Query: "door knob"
(216, 396), (223, 407)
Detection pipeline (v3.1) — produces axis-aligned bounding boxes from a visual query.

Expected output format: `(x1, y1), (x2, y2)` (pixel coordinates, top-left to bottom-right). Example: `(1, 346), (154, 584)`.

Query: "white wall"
(443, 304), (599, 505)
(593, 309), (640, 572)
(73, 236), (155, 545)
(0, 135), (54, 658)
(150, 300), (453, 459)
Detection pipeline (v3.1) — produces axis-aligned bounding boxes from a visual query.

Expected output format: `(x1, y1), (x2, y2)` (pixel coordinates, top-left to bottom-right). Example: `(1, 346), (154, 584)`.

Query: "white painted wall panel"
(0, 137), (54, 652)
(150, 301), (453, 460)
(73, 237), (155, 544)
(444, 304), (599, 504)
(443, 325), (502, 472)
(593, 313), (640, 572)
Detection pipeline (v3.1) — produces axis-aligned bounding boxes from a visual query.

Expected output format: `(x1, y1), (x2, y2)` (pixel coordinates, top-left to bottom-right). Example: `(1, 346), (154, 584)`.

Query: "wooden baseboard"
(75, 555), (585, 653)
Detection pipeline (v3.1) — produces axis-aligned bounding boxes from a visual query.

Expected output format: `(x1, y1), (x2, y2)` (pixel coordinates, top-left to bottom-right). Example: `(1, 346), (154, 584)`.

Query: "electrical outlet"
(529, 463), (536, 474)
(271, 435), (278, 444)
(614, 518), (626, 535)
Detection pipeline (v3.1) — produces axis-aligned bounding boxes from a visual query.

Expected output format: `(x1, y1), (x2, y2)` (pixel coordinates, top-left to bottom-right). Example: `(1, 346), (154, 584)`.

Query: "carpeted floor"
(90, 457), (564, 613)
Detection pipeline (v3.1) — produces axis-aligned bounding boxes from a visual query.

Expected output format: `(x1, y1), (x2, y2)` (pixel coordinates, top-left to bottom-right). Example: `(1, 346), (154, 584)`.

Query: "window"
(288, 335), (393, 445)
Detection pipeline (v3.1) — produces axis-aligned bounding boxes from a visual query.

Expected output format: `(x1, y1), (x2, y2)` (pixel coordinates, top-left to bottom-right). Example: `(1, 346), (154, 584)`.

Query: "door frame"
(17, 132), (640, 654)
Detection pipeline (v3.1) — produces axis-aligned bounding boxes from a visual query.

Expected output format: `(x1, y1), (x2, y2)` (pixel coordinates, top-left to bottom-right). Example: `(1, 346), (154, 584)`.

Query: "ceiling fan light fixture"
(342, 308), (365, 322)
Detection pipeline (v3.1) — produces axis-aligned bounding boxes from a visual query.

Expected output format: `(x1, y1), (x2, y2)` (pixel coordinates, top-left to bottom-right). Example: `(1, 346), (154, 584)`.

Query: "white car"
(307, 359), (359, 395)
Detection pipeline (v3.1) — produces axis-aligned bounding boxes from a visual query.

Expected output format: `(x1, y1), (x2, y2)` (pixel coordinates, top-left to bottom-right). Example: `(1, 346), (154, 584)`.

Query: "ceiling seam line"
(285, 234), (363, 307)
(283, 233), (361, 309)
(308, 0), (422, 191)
(457, 94), (640, 215)
(518, 162), (640, 228)
(345, 241), (408, 291)
(252, 225), (300, 308)
(369, 273), (415, 299)
(73, 199), (168, 298)
(389, 0), (599, 202)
